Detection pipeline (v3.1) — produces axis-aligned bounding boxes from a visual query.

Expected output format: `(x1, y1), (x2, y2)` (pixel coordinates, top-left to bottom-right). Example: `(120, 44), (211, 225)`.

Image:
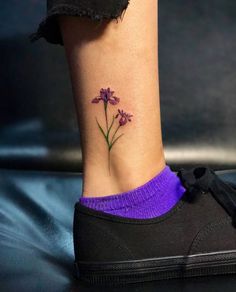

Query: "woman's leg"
(58, 0), (166, 197)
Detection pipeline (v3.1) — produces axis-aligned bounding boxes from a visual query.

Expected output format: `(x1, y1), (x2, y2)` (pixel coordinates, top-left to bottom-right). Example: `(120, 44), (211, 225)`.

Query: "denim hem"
(29, 1), (130, 46)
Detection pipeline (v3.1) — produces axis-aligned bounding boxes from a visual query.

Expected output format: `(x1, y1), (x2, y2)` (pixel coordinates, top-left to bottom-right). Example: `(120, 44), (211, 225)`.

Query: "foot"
(73, 166), (236, 286)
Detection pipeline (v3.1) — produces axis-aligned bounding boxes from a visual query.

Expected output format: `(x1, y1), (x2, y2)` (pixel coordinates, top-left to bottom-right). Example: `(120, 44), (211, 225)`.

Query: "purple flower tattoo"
(92, 88), (120, 105)
(91, 87), (133, 174)
(115, 109), (133, 126)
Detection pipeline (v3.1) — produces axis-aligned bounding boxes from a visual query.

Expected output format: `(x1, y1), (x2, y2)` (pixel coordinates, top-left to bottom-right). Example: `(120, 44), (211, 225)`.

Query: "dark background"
(0, 0), (236, 171)
(1, 2), (236, 292)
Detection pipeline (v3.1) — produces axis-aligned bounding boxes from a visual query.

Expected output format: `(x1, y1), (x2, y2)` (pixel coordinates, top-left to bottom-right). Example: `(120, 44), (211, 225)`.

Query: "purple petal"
(113, 96), (120, 103)
(119, 117), (127, 126)
(91, 97), (101, 103)
(109, 98), (119, 105)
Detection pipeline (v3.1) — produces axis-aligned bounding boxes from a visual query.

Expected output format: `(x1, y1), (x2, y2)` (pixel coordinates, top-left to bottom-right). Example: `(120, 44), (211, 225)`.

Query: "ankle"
(82, 157), (166, 198)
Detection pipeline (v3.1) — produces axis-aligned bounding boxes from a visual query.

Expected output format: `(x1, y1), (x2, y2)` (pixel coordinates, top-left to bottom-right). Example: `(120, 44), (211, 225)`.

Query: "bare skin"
(58, 0), (166, 197)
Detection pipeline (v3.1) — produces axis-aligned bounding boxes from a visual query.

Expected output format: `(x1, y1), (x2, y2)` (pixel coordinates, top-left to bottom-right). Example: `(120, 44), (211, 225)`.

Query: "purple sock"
(79, 165), (186, 219)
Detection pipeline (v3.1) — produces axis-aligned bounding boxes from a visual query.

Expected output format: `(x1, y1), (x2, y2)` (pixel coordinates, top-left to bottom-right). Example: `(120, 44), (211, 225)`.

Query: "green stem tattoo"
(104, 102), (109, 133)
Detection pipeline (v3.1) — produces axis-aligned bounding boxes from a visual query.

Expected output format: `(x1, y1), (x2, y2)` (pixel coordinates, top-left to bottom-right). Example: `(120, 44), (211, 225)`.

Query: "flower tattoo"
(115, 109), (133, 126)
(91, 87), (133, 174)
(92, 88), (120, 105)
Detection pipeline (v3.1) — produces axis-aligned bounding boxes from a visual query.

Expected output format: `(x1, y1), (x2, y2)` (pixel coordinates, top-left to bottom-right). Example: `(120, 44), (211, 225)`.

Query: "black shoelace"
(177, 166), (236, 227)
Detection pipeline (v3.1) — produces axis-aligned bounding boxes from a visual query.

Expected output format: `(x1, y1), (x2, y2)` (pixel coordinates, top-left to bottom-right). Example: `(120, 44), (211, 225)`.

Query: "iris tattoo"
(91, 87), (133, 174)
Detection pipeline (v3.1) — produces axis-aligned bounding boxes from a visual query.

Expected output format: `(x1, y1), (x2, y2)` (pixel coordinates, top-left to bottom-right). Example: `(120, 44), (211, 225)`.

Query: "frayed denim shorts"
(29, 0), (130, 46)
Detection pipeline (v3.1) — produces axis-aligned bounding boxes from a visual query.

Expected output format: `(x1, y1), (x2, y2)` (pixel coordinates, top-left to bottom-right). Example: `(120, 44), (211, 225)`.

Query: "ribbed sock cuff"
(79, 165), (174, 211)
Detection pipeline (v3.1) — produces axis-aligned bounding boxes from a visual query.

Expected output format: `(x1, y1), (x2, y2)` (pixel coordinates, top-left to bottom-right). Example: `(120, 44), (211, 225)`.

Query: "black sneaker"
(73, 166), (236, 286)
